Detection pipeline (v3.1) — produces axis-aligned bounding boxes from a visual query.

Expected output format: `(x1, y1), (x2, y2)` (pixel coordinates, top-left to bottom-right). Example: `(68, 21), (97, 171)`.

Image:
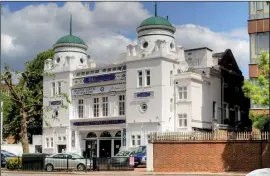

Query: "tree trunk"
(20, 109), (29, 153)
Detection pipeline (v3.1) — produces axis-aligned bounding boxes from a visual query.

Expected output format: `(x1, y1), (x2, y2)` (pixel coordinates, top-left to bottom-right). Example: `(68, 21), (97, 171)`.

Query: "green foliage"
(6, 157), (22, 170)
(2, 49), (54, 143)
(242, 52), (270, 131)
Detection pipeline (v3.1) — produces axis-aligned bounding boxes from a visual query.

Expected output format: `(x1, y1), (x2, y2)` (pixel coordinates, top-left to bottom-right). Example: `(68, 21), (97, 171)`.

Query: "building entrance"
(85, 140), (97, 157)
(99, 140), (111, 157)
(114, 140), (121, 155)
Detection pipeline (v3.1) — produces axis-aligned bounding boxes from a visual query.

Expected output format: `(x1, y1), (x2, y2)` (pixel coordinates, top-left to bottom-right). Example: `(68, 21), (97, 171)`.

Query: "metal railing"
(150, 131), (270, 142)
(3, 155), (134, 172)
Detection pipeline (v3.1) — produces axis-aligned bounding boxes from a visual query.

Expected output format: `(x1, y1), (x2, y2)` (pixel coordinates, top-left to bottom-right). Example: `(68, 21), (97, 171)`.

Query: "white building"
(39, 12), (247, 157)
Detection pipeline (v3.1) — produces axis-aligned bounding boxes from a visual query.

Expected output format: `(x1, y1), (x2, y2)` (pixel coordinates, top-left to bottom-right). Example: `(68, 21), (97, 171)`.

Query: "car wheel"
(46, 164), (54, 172)
(77, 164), (86, 171)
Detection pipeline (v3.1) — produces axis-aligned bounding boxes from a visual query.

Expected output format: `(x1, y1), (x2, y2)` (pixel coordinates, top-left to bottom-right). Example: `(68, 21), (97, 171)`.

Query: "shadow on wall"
(221, 134), (270, 172)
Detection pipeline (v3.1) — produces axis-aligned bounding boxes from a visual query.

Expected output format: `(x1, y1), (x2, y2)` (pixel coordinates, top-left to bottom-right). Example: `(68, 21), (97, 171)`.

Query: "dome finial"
(70, 14), (72, 36)
(155, 2), (157, 17)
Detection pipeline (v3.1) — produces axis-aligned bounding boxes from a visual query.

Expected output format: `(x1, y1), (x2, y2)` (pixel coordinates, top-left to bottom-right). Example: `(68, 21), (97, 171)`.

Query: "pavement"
(0, 169), (248, 176)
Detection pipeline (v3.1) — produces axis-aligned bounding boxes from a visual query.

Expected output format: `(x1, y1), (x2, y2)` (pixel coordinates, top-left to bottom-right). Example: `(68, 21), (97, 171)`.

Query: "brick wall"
(153, 140), (270, 172)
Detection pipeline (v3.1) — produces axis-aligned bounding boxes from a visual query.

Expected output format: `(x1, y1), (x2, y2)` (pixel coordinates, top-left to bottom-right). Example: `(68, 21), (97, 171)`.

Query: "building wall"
(248, 2), (269, 113)
(43, 71), (72, 128)
(184, 48), (213, 68)
(152, 140), (270, 172)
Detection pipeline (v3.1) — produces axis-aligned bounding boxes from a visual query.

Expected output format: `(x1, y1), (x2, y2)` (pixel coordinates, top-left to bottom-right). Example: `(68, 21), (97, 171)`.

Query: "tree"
(242, 52), (269, 131)
(2, 50), (54, 143)
(1, 50), (70, 153)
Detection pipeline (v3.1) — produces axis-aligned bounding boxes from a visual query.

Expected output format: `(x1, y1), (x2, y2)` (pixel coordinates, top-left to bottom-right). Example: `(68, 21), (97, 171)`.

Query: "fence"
(150, 131), (270, 141)
(4, 155), (134, 172)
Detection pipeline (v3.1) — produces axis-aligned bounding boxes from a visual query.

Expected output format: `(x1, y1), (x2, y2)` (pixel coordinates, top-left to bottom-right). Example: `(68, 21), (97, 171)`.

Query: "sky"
(1, 1), (250, 77)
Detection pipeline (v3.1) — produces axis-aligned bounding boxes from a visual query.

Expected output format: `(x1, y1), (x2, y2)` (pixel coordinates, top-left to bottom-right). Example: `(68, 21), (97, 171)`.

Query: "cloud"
(1, 2), (249, 76)
(174, 24), (249, 76)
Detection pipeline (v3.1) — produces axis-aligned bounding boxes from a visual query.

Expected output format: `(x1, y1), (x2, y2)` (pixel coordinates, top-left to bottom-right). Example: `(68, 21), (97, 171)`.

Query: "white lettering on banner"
(72, 84), (125, 96)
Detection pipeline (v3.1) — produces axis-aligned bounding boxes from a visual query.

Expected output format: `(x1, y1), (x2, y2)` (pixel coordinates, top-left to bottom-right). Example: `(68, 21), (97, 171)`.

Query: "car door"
(51, 154), (65, 169)
(67, 154), (76, 169)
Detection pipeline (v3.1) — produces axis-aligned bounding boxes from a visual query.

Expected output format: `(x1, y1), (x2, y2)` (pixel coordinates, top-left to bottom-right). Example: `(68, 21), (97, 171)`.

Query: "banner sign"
(72, 84), (125, 96)
(83, 72), (126, 84)
(134, 91), (154, 98)
(73, 120), (126, 126)
(122, 128), (126, 146)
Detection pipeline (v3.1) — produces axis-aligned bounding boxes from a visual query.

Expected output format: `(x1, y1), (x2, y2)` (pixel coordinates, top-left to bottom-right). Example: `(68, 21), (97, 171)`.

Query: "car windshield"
(71, 154), (83, 159)
(136, 146), (146, 153)
(116, 151), (131, 156)
(2, 151), (16, 157)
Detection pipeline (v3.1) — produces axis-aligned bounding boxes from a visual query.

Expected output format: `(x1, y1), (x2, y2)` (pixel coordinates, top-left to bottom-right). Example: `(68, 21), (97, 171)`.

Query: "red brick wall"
(153, 140), (270, 172)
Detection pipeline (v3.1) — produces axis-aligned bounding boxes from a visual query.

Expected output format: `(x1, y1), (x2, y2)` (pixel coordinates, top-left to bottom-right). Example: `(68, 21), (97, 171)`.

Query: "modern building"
(39, 7), (251, 157)
(248, 2), (269, 115)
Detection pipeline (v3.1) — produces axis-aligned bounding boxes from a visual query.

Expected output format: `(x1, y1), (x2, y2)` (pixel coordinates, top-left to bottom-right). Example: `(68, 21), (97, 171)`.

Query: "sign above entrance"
(73, 120), (126, 126)
(134, 91), (154, 98)
(83, 72), (126, 84)
(72, 84), (125, 96)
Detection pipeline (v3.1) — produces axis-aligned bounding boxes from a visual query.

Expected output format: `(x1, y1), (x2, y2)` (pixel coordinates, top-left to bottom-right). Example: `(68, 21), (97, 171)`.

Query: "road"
(1, 172), (247, 176)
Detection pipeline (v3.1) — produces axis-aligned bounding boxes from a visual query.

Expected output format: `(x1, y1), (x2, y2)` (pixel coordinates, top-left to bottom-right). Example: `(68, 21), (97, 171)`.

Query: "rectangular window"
(138, 71), (142, 87)
(51, 82), (56, 96)
(137, 135), (141, 146)
(178, 87), (187, 100)
(57, 81), (61, 94)
(222, 103), (228, 122)
(235, 106), (241, 122)
(46, 138), (49, 148)
(93, 98), (99, 117)
(78, 99), (84, 118)
(50, 137), (54, 148)
(147, 134), (151, 144)
(170, 98), (173, 112)
(71, 131), (75, 147)
(170, 70), (173, 86)
(213, 101), (216, 119)
(102, 97), (108, 117)
(145, 70), (151, 86)
(131, 135), (135, 146)
(119, 95), (125, 115)
(256, 1), (263, 10)
(256, 32), (270, 56)
(178, 114), (187, 127)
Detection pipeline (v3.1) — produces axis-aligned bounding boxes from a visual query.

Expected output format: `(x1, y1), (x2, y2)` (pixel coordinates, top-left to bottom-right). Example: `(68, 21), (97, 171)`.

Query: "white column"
(97, 139), (100, 157)
(112, 139), (114, 157)
(67, 126), (72, 153)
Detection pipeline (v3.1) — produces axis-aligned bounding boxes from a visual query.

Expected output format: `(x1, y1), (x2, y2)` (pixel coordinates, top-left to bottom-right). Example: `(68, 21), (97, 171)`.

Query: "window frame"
(145, 69), (151, 86)
(178, 113), (187, 128)
(51, 82), (56, 96)
(119, 95), (125, 116)
(102, 97), (108, 117)
(93, 97), (100, 117)
(78, 99), (84, 118)
(137, 70), (143, 87)
(178, 86), (188, 100)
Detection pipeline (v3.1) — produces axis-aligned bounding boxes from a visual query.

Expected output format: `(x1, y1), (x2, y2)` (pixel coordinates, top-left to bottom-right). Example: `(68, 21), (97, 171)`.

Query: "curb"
(1, 170), (248, 176)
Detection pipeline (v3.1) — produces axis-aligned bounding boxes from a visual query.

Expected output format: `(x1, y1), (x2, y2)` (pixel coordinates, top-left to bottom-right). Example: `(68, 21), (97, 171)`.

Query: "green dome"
(139, 16), (173, 27)
(55, 35), (85, 45)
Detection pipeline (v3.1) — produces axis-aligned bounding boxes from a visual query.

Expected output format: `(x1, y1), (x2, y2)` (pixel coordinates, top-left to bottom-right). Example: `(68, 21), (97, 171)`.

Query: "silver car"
(44, 153), (92, 171)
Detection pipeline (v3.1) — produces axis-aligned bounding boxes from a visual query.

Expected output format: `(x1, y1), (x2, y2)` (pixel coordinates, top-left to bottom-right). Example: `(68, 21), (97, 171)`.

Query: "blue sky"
(2, 1), (249, 32)
(1, 2), (250, 77)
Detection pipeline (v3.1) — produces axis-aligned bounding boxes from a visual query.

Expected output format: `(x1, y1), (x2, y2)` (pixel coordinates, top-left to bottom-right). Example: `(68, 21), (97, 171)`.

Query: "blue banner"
(83, 73), (116, 84)
(73, 120), (126, 126)
(134, 91), (154, 98)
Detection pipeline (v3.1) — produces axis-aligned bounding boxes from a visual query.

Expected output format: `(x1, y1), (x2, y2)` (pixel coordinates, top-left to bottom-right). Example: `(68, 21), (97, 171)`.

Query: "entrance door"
(99, 140), (111, 158)
(57, 145), (66, 153)
(85, 140), (97, 157)
(114, 140), (121, 155)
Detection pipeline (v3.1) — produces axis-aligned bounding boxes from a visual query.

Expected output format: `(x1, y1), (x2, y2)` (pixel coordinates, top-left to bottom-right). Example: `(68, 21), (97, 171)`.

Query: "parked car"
(246, 168), (270, 176)
(44, 153), (92, 171)
(1, 150), (17, 166)
(110, 150), (135, 167)
(134, 146), (146, 167)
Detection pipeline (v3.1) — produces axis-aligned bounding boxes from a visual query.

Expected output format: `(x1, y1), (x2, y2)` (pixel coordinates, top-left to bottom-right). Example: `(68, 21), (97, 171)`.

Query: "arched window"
(100, 131), (111, 137)
(115, 131), (121, 137)
(86, 132), (97, 138)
